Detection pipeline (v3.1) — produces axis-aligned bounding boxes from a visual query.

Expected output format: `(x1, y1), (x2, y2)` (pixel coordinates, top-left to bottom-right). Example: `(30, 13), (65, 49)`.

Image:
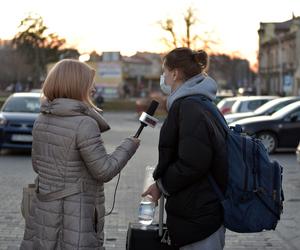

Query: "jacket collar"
(40, 98), (110, 132)
(166, 73), (217, 111)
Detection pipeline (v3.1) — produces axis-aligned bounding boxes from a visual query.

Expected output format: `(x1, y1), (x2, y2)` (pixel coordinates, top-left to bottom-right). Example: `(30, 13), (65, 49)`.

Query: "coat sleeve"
(76, 117), (139, 182)
(160, 100), (213, 195)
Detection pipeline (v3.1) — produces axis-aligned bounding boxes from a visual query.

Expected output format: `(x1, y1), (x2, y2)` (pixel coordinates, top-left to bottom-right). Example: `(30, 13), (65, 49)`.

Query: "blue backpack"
(188, 95), (284, 233)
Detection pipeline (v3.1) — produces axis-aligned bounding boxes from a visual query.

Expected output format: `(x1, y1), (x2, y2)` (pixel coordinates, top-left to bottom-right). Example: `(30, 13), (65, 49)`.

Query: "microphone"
(134, 100), (159, 138)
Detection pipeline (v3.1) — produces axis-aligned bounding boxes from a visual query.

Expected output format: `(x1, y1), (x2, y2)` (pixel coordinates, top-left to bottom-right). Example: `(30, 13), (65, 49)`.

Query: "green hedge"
(102, 99), (136, 111)
(0, 97), (6, 109)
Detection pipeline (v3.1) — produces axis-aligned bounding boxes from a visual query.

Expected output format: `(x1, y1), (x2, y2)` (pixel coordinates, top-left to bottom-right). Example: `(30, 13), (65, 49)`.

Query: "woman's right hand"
(142, 183), (162, 204)
(128, 137), (141, 147)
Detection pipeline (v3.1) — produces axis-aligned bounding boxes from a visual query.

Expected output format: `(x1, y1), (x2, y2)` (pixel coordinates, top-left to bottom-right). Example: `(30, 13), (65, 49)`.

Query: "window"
(2, 97), (40, 113)
(288, 110), (300, 122)
(247, 100), (262, 111)
(268, 103), (286, 114)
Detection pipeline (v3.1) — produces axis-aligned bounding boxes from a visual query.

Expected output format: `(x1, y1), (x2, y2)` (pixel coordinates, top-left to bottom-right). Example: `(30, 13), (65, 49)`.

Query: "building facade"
(258, 15), (300, 96)
(122, 52), (162, 97)
(90, 52), (162, 98)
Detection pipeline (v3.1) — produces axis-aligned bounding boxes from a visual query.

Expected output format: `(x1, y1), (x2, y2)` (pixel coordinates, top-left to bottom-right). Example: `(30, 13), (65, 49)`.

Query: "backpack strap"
(185, 95), (230, 133)
(185, 94), (228, 202)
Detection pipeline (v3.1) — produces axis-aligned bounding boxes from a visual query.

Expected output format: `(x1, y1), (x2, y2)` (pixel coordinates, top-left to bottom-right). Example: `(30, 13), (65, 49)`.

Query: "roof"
(11, 92), (41, 98)
(260, 16), (300, 32)
(223, 96), (277, 101)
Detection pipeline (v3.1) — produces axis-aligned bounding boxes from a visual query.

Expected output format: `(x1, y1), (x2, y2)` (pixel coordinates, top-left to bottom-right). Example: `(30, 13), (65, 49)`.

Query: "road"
(0, 112), (299, 250)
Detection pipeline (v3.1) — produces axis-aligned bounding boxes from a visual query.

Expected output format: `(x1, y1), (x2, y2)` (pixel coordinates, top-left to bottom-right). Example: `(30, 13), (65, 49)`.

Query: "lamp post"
(275, 35), (283, 95)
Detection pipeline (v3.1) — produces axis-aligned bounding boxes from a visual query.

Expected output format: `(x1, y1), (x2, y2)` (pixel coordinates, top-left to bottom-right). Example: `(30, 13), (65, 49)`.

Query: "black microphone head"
(146, 100), (159, 116)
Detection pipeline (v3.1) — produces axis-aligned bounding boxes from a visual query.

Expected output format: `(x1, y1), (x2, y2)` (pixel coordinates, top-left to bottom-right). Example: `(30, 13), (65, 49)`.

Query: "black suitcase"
(126, 197), (178, 250)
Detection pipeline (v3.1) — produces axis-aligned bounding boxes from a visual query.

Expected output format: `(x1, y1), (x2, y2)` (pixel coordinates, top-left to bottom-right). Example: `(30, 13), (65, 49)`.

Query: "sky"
(0, 0), (299, 67)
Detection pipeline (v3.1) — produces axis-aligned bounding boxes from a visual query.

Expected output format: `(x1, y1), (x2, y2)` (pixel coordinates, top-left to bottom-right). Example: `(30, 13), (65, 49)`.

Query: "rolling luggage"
(126, 196), (177, 250)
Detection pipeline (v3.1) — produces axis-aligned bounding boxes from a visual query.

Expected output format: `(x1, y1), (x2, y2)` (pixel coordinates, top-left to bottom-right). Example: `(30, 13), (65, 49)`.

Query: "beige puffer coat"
(20, 98), (139, 250)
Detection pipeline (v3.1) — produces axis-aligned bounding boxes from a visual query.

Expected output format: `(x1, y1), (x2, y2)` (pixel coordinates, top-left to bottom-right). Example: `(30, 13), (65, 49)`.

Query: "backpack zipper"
(242, 137), (248, 191)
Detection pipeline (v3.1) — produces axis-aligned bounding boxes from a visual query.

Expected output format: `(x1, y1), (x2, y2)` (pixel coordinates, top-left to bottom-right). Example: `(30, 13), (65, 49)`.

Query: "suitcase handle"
(142, 166), (166, 237)
(158, 196), (165, 237)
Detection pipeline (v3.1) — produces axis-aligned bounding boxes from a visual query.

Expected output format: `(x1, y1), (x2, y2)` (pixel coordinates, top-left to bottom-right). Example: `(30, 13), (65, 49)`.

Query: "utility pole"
(275, 35), (283, 95)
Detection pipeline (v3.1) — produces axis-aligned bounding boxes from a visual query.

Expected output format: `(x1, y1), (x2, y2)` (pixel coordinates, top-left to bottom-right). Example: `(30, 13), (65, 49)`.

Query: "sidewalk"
(0, 113), (299, 250)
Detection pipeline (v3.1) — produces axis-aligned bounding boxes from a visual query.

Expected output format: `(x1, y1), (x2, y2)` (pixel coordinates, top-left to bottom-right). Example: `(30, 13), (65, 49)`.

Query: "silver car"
(230, 96), (278, 114)
(217, 96), (277, 115)
(225, 96), (300, 124)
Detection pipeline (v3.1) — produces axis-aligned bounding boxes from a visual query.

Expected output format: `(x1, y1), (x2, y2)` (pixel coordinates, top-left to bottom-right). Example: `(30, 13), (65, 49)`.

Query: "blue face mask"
(160, 74), (171, 95)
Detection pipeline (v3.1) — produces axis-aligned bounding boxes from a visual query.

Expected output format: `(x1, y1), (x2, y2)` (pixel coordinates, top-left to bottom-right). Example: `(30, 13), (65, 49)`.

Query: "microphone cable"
(105, 172), (121, 216)
(105, 100), (159, 216)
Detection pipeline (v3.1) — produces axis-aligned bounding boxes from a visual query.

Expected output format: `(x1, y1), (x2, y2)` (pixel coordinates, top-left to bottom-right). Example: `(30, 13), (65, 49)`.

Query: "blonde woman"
(20, 59), (140, 250)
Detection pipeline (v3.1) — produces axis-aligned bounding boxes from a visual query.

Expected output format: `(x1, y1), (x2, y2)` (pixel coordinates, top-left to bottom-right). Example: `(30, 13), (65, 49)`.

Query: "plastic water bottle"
(138, 196), (156, 225)
(138, 166), (156, 226)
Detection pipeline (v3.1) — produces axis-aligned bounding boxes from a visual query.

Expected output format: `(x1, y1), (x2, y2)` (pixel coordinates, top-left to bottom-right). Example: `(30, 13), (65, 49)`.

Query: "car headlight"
(0, 117), (7, 126)
(226, 118), (234, 124)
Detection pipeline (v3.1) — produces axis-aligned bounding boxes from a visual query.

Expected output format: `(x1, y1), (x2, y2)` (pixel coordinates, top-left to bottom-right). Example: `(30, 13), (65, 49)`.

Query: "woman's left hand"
(142, 183), (162, 204)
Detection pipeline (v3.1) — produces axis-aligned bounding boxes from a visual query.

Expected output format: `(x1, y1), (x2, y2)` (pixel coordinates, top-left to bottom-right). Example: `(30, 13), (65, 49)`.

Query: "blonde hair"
(42, 59), (99, 110)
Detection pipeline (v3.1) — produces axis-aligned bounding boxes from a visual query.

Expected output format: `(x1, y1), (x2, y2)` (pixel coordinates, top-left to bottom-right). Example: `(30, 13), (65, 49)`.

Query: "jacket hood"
(166, 73), (217, 111)
(40, 98), (110, 132)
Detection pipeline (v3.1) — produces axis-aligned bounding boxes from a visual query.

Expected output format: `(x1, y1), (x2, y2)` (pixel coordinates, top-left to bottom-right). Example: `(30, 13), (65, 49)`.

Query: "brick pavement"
(0, 112), (299, 250)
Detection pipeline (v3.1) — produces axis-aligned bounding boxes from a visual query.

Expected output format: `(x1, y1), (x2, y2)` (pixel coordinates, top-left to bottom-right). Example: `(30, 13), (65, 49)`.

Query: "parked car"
(229, 101), (300, 153)
(214, 92), (234, 104)
(30, 89), (42, 93)
(217, 97), (239, 115)
(217, 96), (277, 115)
(225, 96), (300, 124)
(136, 91), (167, 115)
(296, 141), (300, 163)
(230, 96), (278, 114)
(0, 92), (41, 150)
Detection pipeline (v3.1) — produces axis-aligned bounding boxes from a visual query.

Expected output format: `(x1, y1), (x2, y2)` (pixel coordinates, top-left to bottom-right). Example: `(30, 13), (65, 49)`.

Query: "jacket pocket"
(94, 207), (98, 233)
(21, 184), (37, 220)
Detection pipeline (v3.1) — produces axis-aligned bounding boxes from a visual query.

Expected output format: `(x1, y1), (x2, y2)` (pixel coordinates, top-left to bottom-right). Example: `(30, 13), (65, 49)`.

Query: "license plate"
(11, 134), (33, 142)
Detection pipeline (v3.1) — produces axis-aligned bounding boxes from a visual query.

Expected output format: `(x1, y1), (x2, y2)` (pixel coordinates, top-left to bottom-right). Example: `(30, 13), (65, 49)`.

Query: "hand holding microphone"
(134, 100), (159, 138)
(105, 101), (159, 217)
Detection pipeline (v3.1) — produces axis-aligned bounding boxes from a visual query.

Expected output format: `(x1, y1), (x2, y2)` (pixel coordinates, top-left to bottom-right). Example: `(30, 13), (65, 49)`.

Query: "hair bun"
(193, 50), (208, 69)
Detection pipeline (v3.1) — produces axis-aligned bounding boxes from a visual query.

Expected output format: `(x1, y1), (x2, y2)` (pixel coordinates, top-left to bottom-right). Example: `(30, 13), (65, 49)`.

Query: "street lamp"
(274, 35), (283, 95)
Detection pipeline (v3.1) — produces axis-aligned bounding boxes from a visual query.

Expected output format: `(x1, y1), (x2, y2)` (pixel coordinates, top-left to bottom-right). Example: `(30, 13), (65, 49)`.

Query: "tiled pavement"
(0, 112), (299, 250)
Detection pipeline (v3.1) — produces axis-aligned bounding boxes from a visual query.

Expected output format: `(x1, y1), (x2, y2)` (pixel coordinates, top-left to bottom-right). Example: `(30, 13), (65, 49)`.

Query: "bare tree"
(159, 7), (219, 52)
(182, 7), (197, 48)
(12, 13), (66, 87)
(159, 19), (177, 48)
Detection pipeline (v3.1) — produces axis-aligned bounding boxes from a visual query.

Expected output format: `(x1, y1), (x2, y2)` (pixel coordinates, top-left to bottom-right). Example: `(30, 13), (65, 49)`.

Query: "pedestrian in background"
(143, 47), (227, 250)
(20, 59), (140, 250)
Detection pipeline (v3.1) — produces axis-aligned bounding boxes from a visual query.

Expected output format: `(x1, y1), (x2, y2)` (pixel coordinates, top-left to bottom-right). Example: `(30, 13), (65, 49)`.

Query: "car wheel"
(257, 132), (277, 154)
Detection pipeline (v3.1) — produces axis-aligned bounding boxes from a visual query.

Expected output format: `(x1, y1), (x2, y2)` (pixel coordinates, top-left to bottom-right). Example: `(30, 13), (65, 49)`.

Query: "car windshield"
(253, 99), (284, 115)
(271, 101), (300, 119)
(2, 96), (40, 113)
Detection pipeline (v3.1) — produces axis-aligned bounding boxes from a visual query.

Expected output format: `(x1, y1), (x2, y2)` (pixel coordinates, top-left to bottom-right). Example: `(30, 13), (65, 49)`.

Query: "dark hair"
(163, 47), (208, 80)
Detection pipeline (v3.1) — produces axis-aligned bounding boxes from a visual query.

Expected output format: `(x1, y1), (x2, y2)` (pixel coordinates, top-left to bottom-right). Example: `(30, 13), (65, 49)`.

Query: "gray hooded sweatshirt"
(167, 73), (218, 111)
